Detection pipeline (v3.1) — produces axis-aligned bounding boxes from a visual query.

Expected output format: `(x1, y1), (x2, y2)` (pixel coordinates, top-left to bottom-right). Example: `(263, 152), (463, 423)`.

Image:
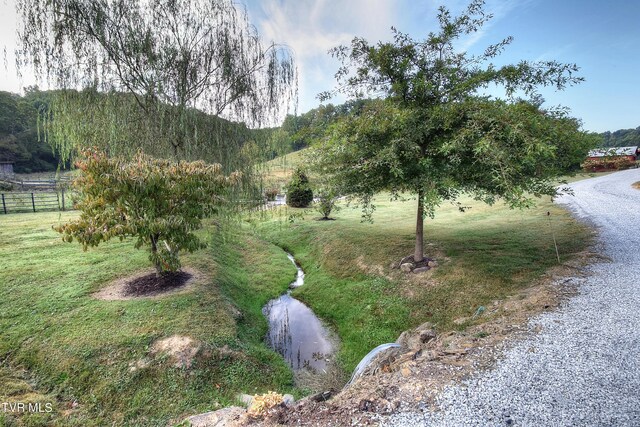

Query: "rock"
(413, 267), (430, 274)
(400, 263), (414, 273)
(427, 260), (438, 268)
(419, 328), (437, 344)
(400, 367), (411, 377)
(358, 399), (373, 412)
(396, 322), (437, 351)
(236, 394), (253, 407)
(443, 348), (467, 355)
(399, 255), (414, 265)
(396, 330), (412, 348)
(186, 406), (246, 427)
(282, 394), (295, 406)
(310, 391), (332, 402)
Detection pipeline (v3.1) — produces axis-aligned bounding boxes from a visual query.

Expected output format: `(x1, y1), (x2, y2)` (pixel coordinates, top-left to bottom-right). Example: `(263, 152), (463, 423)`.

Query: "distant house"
(0, 161), (15, 177)
(584, 146), (638, 172)
(587, 146), (638, 161)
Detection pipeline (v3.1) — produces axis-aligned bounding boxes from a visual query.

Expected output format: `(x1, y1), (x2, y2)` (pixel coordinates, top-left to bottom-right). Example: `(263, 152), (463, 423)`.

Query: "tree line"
(598, 127), (640, 148)
(0, 88), (61, 173)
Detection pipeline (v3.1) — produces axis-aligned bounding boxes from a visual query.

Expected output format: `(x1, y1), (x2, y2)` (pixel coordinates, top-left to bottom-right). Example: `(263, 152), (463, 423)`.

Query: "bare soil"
(93, 267), (204, 301)
(151, 335), (201, 369)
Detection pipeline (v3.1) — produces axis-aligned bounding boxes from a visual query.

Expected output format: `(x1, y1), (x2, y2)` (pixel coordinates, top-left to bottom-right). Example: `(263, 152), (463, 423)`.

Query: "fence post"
(61, 189), (65, 211)
(31, 192), (36, 212)
(1, 193), (5, 214)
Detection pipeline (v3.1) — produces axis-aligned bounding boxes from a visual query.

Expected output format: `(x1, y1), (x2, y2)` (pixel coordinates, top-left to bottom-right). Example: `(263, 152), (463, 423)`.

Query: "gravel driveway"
(384, 169), (640, 427)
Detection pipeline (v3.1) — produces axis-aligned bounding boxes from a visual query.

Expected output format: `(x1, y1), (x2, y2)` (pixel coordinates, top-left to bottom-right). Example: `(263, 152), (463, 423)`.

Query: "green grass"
(557, 170), (615, 184)
(258, 148), (308, 190)
(0, 187), (593, 425)
(254, 193), (592, 371)
(0, 212), (296, 426)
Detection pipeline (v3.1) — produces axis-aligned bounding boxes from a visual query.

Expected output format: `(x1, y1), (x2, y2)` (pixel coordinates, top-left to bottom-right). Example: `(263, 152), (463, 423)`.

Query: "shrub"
(316, 187), (340, 219)
(286, 168), (313, 208)
(582, 156), (636, 172)
(55, 148), (240, 275)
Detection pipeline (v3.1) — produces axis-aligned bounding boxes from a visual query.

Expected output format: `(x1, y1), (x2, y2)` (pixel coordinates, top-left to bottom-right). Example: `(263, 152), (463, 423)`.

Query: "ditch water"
(262, 253), (335, 372)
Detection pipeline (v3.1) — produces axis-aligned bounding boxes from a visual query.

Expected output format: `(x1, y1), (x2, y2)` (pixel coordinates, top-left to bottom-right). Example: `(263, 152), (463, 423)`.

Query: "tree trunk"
(150, 234), (163, 277)
(414, 190), (424, 263)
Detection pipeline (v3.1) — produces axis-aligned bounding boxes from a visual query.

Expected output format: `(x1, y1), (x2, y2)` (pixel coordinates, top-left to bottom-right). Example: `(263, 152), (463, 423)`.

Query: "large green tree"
(15, 0), (296, 167)
(313, 0), (594, 263)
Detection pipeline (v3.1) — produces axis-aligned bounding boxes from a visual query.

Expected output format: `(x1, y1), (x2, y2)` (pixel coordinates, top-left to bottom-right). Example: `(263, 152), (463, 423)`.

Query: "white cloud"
(249, 0), (402, 112)
(0, 0), (40, 93)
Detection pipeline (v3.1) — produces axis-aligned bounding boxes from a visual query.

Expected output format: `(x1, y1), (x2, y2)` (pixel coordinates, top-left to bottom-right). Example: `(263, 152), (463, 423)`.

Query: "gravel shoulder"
(384, 169), (640, 426)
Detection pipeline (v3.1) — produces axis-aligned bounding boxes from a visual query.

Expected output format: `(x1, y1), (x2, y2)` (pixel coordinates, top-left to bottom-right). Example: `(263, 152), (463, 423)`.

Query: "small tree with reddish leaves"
(56, 149), (240, 276)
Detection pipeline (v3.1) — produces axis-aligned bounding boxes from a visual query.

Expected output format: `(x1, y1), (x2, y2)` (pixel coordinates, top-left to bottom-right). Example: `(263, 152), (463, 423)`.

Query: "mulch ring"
(124, 271), (192, 297)
(93, 267), (204, 301)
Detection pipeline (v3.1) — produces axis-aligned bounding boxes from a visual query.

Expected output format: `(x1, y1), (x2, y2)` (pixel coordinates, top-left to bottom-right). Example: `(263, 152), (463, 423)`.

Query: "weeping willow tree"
(15, 0), (296, 179)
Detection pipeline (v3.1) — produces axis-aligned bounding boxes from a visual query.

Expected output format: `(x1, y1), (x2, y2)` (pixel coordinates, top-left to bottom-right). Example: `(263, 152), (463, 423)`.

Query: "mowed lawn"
(0, 212), (296, 426)
(255, 192), (592, 370)
(0, 186), (593, 425)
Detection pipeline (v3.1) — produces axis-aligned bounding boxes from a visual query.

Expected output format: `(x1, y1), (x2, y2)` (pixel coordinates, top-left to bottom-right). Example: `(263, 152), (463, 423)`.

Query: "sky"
(1, 0), (639, 133)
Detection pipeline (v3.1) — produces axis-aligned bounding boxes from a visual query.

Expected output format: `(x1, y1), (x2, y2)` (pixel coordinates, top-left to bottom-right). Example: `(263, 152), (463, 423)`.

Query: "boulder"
(413, 267), (430, 274)
(400, 263), (414, 273)
(427, 260), (438, 268)
(282, 394), (295, 406)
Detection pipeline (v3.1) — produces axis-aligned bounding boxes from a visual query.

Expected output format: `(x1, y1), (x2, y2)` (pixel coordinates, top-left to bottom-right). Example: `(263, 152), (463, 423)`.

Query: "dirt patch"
(150, 335), (201, 369)
(256, 250), (597, 426)
(93, 267), (204, 301)
(632, 181), (640, 190)
(355, 256), (395, 282)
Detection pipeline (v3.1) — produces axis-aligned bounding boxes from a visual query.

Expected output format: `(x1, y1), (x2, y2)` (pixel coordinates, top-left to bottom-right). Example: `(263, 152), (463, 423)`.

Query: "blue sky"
(244, 0), (640, 133)
(1, 0), (639, 132)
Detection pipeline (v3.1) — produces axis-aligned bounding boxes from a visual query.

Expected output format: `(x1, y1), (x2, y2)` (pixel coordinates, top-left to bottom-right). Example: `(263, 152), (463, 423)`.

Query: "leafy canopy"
(56, 149), (240, 274)
(312, 0), (594, 261)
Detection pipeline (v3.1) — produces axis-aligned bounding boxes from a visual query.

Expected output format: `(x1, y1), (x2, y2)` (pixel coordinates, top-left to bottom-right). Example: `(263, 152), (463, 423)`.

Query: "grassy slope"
(255, 193), (592, 371)
(0, 165), (595, 425)
(259, 149), (308, 190)
(0, 212), (296, 426)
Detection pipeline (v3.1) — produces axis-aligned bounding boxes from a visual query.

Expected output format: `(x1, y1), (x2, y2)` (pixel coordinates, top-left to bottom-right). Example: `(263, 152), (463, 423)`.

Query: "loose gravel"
(383, 169), (640, 427)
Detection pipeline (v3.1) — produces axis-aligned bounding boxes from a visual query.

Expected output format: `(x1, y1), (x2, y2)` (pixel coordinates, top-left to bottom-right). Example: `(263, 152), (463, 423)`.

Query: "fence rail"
(1, 190), (72, 214)
(0, 176), (73, 191)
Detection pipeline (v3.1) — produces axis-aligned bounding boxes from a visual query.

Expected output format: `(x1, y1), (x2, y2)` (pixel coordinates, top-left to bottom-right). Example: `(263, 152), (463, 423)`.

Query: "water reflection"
(262, 253), (334, 372)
